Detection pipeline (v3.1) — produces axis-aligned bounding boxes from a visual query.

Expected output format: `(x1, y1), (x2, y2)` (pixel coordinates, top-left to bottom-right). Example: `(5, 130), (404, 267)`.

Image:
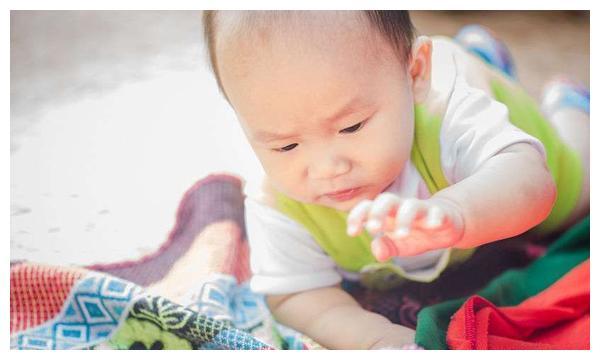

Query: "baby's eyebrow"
(253, 97), (367, 143)
(323, 96), (365, 125)
(253, 131), (297, 143)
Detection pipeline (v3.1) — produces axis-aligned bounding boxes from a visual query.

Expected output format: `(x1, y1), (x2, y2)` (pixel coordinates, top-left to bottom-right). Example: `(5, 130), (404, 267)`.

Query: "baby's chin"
(325, 201), (361, 213)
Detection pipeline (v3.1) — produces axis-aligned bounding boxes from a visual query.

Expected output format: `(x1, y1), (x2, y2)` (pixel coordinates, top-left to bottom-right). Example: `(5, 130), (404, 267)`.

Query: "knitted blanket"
(10, 174), (569, 350)
(11, 175), (321, 350)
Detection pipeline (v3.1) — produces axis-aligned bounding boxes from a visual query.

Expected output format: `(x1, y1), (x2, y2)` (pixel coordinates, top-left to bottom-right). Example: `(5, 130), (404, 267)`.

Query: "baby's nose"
(307, 153), (351, 180)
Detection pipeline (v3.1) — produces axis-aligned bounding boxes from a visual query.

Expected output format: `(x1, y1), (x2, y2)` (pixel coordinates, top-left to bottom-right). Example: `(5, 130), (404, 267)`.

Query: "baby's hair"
(202, 10), (416, 98)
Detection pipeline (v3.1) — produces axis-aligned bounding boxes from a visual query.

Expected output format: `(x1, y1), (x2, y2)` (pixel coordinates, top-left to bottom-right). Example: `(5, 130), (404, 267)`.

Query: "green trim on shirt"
(411, 104), (451, 195)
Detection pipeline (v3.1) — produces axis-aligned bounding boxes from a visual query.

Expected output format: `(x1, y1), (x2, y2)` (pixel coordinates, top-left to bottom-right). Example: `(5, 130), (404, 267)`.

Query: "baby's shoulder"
(429, 35), (515, 100)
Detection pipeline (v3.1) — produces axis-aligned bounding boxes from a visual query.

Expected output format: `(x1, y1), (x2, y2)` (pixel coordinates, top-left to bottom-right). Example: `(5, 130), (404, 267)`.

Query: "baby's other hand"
(346, 193), (465, 260)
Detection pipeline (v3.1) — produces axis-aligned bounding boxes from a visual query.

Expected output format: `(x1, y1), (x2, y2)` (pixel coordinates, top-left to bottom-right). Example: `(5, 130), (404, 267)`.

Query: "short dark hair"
(202, 10), (416, 98)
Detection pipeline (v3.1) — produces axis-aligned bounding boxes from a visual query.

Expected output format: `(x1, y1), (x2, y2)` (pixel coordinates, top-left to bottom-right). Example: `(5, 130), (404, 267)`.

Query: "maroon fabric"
(86, 174), (248, 285)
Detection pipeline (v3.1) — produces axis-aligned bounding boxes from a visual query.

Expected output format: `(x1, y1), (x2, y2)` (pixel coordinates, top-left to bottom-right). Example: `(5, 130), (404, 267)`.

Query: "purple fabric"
(86, 174), (247, 286)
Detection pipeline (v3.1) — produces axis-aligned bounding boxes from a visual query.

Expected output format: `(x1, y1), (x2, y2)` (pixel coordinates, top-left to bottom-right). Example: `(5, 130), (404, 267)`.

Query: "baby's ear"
(408, 36), (432, 104)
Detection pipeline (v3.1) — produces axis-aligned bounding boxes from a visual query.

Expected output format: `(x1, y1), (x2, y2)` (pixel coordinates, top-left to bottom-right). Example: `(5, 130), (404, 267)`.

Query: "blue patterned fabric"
(10, 268), (316, 350)
(11, 273), (142, 350)
(183, 274), (315, 349)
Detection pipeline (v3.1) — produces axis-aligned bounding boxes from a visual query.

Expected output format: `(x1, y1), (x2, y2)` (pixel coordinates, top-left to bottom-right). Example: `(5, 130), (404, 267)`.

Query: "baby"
(202, 11), (590, 349)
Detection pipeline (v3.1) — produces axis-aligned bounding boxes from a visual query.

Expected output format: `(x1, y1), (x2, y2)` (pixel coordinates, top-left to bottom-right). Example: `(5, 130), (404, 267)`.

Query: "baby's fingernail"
(426, 219), (442, 228)
(393, 228), (409, 238)
(366, 219), (381, 232)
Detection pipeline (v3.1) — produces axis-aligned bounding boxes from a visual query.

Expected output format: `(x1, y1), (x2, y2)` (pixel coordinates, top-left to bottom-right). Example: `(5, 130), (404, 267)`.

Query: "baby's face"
(217, 13), (415, 211)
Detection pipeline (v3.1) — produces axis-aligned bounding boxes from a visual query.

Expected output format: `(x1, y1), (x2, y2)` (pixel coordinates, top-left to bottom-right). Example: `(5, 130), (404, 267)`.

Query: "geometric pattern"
(11, 272), (142, 349)
(183, 274), (268, 331)
(184, 273), (271, 331)
(10, 263), (86, 333)
(113, 292), (273, 350)
(182, 273), (315, 349)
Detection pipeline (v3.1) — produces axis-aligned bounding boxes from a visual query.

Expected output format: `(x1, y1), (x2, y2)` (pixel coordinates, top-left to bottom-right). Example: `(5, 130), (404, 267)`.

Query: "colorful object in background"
(454, 24), (517, 79)
(541, 75), (591, 116)
(447, 260), (589, 350)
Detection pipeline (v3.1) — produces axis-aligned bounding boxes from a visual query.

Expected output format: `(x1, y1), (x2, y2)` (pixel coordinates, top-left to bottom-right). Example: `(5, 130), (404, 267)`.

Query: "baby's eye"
(274, 143), (298, 152)
(339, 121), (365, 134)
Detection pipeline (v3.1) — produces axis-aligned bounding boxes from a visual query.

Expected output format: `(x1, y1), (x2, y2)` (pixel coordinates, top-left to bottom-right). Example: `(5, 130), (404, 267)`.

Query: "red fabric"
(10, 263), (86, 334)
(447, 260), (589, 350)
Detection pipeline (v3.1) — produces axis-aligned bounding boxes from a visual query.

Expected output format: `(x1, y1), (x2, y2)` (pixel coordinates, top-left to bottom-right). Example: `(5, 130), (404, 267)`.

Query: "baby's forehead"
(213, 11), (393, 77)
(212, 11), (403, 123)
(216, 11), (364, 31)
(214, 11), (374, 48)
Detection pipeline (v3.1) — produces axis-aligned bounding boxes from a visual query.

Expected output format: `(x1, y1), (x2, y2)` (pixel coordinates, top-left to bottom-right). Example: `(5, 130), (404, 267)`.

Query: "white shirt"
(244, 37), (546, 295)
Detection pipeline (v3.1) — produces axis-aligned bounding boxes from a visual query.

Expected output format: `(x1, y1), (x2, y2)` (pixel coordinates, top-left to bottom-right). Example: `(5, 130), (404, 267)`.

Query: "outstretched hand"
(346, 193), (465, 261)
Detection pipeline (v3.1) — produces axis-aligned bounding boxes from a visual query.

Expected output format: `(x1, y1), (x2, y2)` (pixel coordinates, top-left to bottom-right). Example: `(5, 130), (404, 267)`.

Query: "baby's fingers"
(371, 236), (397, 262)
(347, 200), (373, 236)
(365, 193), (401, 234)
(393, 199), (426, 238)
(423, 205), (445, 229)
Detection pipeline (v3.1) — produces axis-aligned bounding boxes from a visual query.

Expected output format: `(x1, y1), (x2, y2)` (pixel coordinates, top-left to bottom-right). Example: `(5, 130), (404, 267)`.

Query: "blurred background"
(10, 11), (590, 266)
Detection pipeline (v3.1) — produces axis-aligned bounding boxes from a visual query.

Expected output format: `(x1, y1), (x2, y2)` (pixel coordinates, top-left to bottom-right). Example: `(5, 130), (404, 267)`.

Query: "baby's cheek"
(264, 160), (300, 188)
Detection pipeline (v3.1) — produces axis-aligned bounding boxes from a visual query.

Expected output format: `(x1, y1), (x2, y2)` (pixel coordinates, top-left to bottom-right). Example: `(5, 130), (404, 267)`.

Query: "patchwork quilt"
(10, 174), (589, 350)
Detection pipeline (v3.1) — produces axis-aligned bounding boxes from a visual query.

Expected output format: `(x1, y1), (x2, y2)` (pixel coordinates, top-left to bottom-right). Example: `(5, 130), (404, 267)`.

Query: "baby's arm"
(348, 142), (556, 258)
(433, 142), (556, 248)
(267, 285), (415, 349)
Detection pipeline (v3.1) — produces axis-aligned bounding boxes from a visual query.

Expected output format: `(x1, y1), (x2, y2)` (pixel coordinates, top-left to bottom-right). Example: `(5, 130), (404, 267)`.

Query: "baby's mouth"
(322, 187), (364, 202)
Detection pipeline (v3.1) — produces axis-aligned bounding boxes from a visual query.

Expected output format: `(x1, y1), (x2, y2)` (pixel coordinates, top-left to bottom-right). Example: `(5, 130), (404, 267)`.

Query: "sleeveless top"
(269, 37), (583, 290)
